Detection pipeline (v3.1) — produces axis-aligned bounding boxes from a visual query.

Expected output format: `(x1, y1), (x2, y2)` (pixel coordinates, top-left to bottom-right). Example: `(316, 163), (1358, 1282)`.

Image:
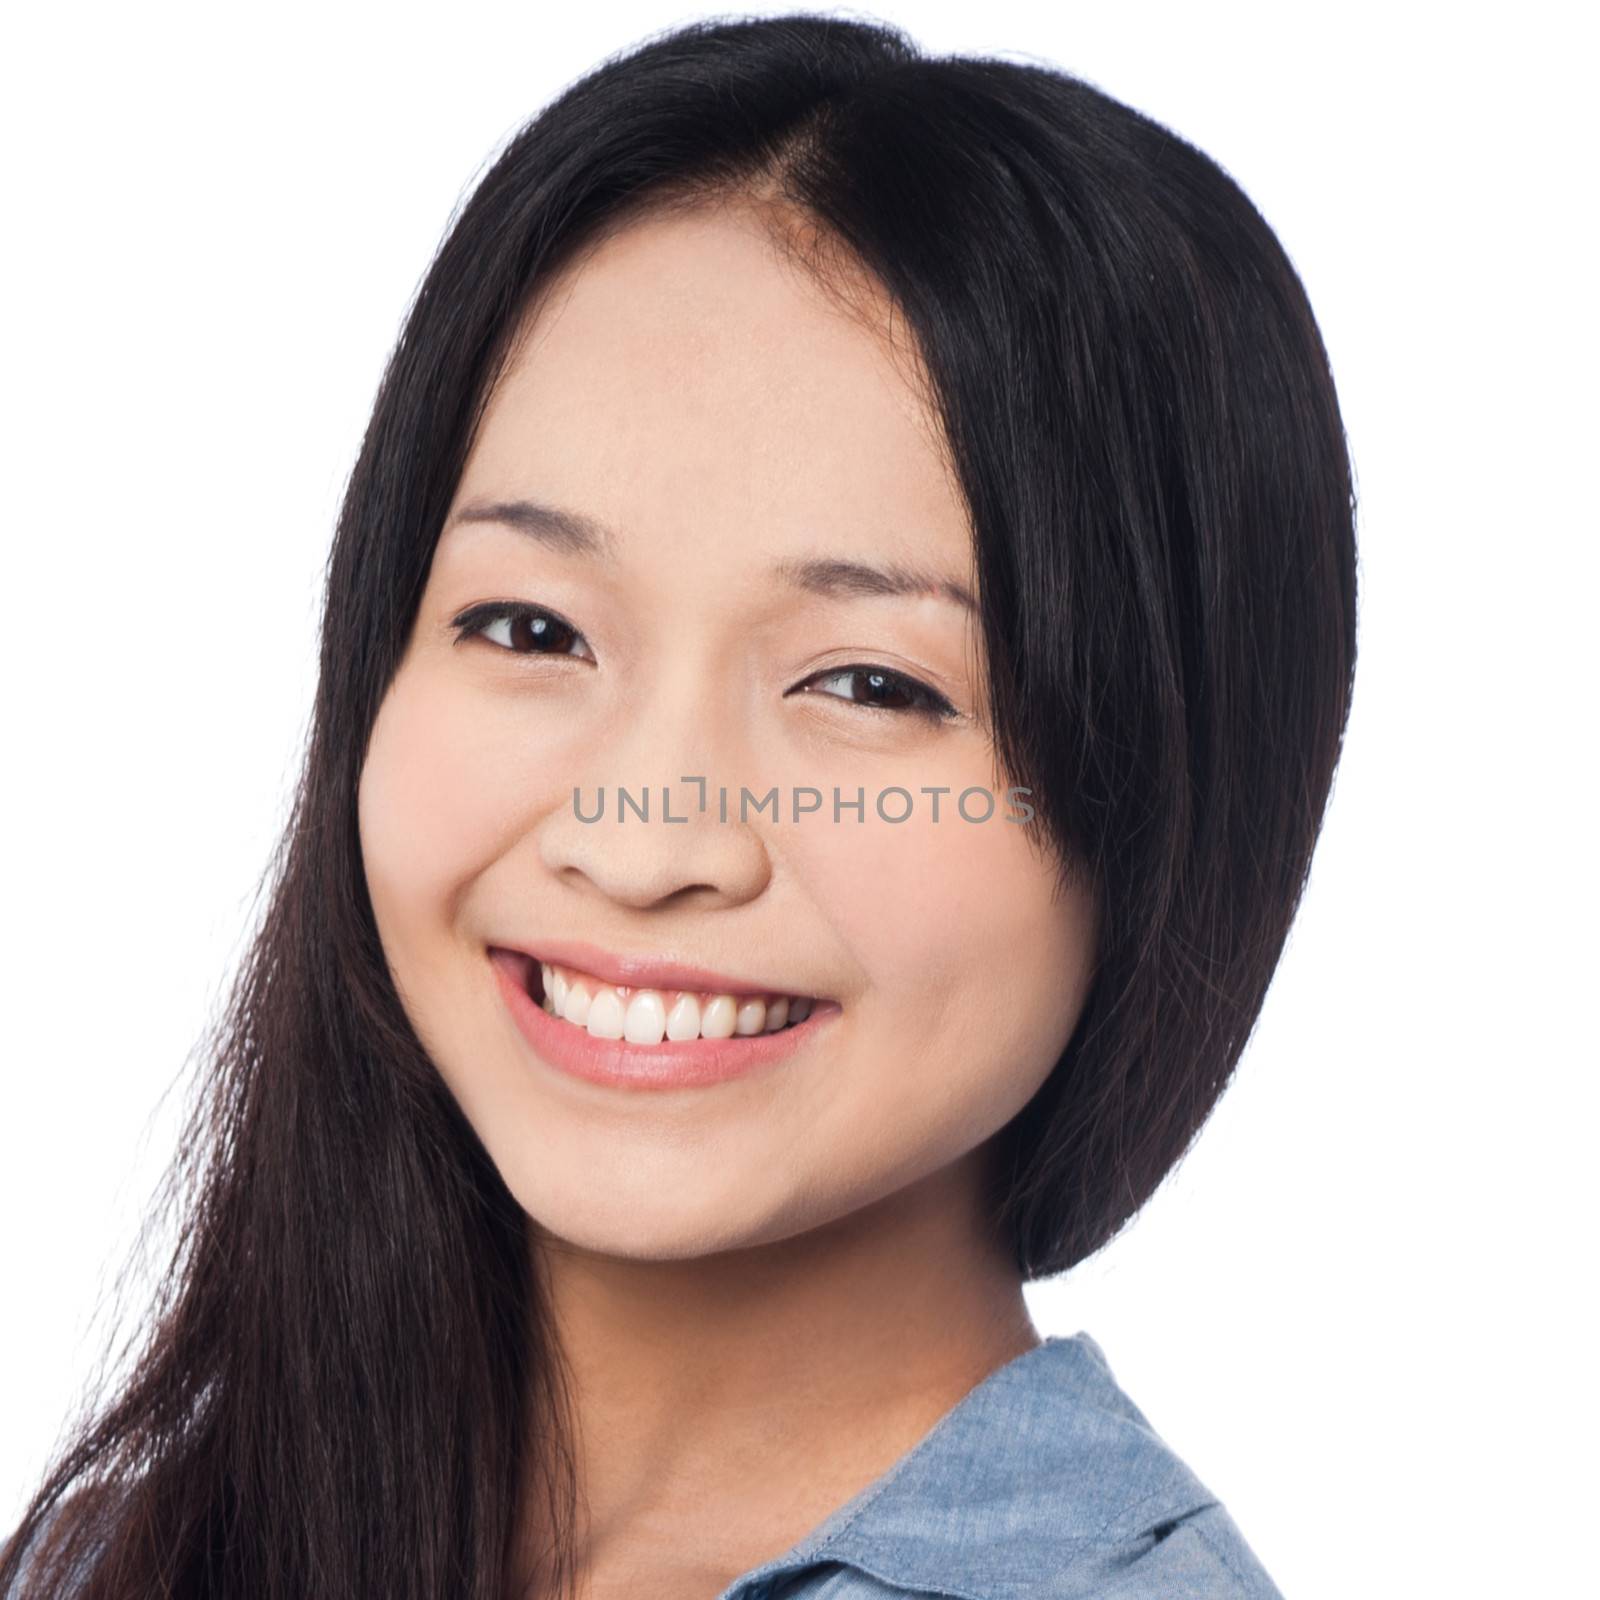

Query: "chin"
(516, 1173), (827, 1263)
(529, 1208), (770, 1263)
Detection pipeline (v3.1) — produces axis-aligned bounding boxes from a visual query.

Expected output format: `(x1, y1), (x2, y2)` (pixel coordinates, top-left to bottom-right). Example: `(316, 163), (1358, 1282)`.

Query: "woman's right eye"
(450, 602), (595, 661)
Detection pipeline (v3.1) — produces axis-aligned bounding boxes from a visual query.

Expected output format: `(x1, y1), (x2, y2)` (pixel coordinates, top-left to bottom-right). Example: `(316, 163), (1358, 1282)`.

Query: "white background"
(3, 4), (1593, 1594)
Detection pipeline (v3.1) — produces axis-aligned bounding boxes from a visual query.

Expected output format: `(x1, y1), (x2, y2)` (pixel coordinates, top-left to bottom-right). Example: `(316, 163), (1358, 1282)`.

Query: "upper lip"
(489, 938), (828, 1001)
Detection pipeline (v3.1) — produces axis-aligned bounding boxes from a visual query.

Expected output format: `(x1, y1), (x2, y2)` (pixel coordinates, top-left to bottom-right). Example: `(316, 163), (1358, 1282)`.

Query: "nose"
(533, 670), (773, 913)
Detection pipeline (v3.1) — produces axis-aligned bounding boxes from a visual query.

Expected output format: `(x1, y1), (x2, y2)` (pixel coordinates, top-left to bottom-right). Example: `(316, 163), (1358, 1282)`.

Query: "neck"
(511, 1144), (1036, 1599)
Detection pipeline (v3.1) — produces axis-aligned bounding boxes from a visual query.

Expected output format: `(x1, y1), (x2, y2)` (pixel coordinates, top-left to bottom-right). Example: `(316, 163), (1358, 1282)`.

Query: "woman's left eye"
(789, 665), (959, 721)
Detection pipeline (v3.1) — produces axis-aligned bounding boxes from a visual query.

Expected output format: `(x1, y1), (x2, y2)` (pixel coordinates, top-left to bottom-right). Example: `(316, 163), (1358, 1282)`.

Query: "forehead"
(454, 203), (975, 579)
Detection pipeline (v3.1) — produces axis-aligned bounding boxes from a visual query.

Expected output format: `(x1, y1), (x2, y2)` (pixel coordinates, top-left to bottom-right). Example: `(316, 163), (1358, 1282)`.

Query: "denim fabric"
(5, 1333), (1281, 1598)
(712, 1333), (1285, 1600)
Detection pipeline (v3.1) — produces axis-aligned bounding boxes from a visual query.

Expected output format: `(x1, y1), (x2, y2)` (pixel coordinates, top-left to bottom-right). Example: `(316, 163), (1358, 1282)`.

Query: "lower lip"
(489, 948), (842, 1091)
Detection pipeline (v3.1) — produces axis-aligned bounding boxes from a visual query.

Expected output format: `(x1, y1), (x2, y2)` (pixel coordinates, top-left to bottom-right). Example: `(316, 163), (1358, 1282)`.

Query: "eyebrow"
(446, 498), (614, 557)
(446, 498), (978, 615)
(770, 554), (977, 615)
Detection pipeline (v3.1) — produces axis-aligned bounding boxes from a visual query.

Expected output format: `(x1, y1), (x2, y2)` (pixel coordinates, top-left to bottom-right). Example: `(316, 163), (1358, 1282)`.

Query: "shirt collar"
(717, 1333), (1218, 1600)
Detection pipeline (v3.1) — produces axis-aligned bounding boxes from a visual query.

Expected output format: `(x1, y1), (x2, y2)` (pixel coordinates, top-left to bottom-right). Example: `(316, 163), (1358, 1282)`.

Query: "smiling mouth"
(496, 949), (825, 1045)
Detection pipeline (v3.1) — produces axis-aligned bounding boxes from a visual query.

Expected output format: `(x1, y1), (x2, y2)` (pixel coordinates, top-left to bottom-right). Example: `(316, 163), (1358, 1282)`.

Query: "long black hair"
(3, 13), (1356, 1598)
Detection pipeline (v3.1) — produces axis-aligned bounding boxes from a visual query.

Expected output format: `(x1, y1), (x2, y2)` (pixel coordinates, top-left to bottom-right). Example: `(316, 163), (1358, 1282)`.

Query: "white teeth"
(585, 988), (625, 1040)
(699, 995), (737, 1039)
(532, 961), (818, 1045)
(623, 990), (667, 1045)
(561, 979), (592, 1027)
(665, 992), (703, 1040)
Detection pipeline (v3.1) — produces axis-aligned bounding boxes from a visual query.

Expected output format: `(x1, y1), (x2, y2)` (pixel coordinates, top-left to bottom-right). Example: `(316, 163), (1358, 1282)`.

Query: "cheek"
(357, 671), (525, 940)
(800, 800), (1090, 1125)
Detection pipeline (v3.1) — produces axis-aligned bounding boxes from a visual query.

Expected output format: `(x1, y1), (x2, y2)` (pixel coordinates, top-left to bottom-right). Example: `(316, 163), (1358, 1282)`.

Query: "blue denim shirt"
(6, 1333), (1282, 1598)
(712, 1332), (1285, 1600)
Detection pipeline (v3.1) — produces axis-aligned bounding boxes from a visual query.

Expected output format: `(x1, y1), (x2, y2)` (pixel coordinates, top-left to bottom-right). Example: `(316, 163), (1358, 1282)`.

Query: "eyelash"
(448, 601), (960, 722)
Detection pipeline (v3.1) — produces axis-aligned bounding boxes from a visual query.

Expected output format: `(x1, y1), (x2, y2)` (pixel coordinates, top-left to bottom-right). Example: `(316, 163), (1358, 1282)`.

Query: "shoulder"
(1074, 1498), (1285, 1598)
(761, 1334), (1286, 1600)
(768, 1494), (1282, 1599)
(766, 1502), (1282, 1600)
(1024, 1336), (1286, 1596)
(1018, 1334), (1285, 1597)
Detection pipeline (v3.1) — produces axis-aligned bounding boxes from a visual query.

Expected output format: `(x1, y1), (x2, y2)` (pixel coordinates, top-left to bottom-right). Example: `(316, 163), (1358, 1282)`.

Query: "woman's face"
(358, 203), (1099, 1260)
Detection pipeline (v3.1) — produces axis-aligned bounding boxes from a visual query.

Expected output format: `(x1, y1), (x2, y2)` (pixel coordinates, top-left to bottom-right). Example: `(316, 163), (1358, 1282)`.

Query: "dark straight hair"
(3, 13), (1357, 1598)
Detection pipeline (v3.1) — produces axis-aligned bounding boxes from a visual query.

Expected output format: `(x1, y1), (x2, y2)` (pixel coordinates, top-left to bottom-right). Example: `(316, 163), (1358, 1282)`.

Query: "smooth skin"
(357, 197), (1100, 1599)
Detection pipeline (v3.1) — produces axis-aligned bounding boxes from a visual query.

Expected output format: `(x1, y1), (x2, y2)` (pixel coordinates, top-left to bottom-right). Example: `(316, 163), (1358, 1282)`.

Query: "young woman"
(2, 14), (1356, 1599)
